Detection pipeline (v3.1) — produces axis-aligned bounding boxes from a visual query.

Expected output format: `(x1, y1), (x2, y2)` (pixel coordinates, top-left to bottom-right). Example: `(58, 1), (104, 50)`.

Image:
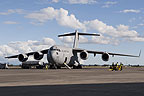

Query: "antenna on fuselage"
(58, 30), (100, 48)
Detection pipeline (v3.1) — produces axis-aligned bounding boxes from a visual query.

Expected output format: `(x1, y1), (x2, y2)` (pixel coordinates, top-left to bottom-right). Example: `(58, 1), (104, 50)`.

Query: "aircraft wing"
(73, 48), (141, 57)
(5, 49), (49, 59)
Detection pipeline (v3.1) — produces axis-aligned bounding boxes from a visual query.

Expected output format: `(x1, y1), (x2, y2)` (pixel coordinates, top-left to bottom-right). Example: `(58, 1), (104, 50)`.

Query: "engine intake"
(34, 52), (44, 60)
(80, 50), (89, 60)
(102, 53), (109, 61)
(18, 54), (28, 62)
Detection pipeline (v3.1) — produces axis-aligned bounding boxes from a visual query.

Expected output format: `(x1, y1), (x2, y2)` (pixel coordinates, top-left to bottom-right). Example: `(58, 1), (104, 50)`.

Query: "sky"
(0, 0), (144, 65)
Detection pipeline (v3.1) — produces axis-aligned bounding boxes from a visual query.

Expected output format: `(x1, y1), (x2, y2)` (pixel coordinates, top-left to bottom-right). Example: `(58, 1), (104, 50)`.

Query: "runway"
(0, 67), (144, 96)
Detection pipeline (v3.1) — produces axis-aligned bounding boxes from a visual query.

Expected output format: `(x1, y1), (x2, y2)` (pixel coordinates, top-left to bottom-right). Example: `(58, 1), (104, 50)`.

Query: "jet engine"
(18, 54), (28, 62)
(102, 52), (109, 61)
(34, 52), (44, 60)
(80, 50), (89, 60)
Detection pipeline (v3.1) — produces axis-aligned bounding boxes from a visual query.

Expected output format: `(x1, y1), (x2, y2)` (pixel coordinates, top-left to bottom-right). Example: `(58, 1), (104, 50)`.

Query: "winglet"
(139, 50), (141, 57)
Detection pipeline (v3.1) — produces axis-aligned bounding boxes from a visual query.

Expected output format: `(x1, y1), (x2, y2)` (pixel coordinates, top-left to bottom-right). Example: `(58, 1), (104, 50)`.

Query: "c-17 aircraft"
(5, 30), (141, 69)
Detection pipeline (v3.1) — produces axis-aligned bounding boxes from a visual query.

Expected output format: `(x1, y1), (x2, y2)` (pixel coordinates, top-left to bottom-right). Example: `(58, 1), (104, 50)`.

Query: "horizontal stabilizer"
(58, 33), (75, 37)
(58, 32), (100, 37)
(58, 30), (100, 48)
(78, 33), (100, 36)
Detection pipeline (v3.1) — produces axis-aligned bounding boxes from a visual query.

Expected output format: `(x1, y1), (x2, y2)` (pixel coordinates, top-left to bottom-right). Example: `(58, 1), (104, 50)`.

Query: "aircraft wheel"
(73, 65), (82, 69)
(49, 65), (57, 69)
(57, 66), (61, 69)
(22, 65), (31, 69)
(73, 65), (77, 69)
(36, 65), (43, 69)
(77, 65), (82, 69)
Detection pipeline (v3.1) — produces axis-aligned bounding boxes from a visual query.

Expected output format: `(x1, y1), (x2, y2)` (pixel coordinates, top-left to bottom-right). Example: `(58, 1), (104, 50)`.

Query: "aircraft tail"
(58, 30), (100, 48)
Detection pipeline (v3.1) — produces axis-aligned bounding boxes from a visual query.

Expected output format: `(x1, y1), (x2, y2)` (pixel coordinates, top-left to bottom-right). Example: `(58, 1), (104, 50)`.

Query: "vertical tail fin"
(73, 30), (79, 48)
(58, 30), (100, 48)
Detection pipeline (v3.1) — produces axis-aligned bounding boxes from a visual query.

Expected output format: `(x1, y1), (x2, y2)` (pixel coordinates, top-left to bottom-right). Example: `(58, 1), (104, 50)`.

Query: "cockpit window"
(50, 46), (60, 52)
(50, 46), (54, 50)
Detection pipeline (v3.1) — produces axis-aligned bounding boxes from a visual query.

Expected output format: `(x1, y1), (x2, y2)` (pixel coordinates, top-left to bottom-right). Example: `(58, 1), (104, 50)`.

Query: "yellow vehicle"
(109, 62), (123, 71)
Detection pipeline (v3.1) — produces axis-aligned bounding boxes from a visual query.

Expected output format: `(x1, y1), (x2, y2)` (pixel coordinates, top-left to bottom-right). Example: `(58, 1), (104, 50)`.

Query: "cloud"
(25, 7), (140, 38)
(0, 38), (55, 63)
(67, 0), (97, 4)
(0, 9), (25, 15)
(138, 23), (144, 26)
(34, 38), (56, 46)
(25, 7), (144, 44)
(60, 19), (144, 43)
(56, 8), (85, 29)
(129, 36), (144, 42)
(52, 0), (59, 3)
(3, 21), (19, 24)
(120, 9), (140, 13)
(131, 23), (144, 30)
(91, 35), (119, 45)
(59, 35), (88, 44)
(36, 0), (97, 4)
(25, 7), (86, 30)
(102, 1), (117, 8)
(36, 0), (59, 4)
(2, 7), (143, 46)
(84, 20), (138, 37)
(25, 7), (57, 22)
(6, 38), (55, 54)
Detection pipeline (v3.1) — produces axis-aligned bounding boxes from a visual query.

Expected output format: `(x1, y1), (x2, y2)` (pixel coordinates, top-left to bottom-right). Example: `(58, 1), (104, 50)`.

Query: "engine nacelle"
(80, 50), (89, 60)
(18, 54), (28, 62)
(102, 52), (109, 61)
(34, 52), (44, 60)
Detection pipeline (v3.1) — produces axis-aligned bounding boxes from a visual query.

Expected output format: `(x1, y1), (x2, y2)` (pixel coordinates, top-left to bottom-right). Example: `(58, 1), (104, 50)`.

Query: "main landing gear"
(49, 64), (61, 69)
(73, 65), (82, 69)
(48, 64), (82, 69)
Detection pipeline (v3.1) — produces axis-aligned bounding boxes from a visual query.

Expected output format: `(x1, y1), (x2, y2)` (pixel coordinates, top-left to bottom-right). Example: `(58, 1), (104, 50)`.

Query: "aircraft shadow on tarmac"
(0, 83), (144, 96)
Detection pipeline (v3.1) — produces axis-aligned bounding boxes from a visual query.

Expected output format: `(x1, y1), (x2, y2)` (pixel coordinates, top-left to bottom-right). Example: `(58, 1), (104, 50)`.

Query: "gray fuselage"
(47, 45), (78, 67)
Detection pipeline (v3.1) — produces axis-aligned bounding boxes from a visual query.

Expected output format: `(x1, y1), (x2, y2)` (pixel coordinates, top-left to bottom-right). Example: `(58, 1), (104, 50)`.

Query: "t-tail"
(58, 30), (100, 48)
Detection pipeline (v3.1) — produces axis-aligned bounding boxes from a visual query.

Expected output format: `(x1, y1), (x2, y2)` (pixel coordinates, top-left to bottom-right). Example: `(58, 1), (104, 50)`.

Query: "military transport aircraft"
(5, 30), (141, 69)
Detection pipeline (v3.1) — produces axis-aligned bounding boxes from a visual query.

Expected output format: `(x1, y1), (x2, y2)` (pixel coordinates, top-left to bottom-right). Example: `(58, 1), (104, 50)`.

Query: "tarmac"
(0, 67), (144, 96)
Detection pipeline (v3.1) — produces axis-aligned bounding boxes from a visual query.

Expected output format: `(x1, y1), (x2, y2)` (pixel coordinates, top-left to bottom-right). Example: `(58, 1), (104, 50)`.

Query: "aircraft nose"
(50, 51), (58, 60)
(51, 51), (55, 57)
(48, 50), (57, 64)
